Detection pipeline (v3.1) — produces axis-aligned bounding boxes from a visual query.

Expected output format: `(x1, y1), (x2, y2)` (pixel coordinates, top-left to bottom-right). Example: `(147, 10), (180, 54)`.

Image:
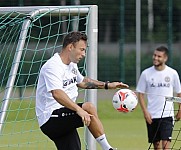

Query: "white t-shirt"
(136, 65), (181, 119)
(36, 53), (84, 126)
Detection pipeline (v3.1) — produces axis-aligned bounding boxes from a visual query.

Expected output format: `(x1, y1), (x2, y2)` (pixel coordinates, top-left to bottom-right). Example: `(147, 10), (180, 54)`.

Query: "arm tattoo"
(85, 82), (99, 89)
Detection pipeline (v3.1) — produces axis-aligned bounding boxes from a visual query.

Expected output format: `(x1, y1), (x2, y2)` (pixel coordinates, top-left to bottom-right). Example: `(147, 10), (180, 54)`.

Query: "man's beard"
(153, 62), (163, 67)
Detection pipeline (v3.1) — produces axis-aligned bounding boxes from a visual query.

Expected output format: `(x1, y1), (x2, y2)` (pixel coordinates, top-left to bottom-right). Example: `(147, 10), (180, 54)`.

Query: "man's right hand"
(144, 110), (152, 124)
(76, 108), (93, 126)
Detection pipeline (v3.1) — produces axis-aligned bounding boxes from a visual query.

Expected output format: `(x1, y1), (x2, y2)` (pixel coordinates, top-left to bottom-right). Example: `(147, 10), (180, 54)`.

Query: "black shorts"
(146, 117), (173, 143)
(40, 103), (84, 150)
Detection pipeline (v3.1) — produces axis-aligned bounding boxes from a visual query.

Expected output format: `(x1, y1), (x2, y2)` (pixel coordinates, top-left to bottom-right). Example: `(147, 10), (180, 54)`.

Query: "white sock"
(96, 134), (112, 150)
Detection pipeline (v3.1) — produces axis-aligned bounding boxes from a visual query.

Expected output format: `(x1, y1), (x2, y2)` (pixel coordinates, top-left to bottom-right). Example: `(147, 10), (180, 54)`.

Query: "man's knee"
(82, 102), (96, 113)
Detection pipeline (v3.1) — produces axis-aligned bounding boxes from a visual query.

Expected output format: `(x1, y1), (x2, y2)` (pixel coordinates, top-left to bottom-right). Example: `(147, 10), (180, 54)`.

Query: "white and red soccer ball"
(112, 89), (138, 113)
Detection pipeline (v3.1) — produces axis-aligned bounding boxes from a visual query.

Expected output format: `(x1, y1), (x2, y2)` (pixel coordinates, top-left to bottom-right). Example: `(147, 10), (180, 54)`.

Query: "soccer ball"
(112, 89), (138, 113)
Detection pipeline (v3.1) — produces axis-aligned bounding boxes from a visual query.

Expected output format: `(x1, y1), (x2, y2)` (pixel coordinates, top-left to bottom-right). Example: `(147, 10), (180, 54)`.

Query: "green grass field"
(0, 92), (180, 150)
(96, 100), (148, 150)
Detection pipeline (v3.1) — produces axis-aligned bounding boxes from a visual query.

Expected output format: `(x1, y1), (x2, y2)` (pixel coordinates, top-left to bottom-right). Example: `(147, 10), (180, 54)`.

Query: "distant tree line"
(1, 0), (181, 43)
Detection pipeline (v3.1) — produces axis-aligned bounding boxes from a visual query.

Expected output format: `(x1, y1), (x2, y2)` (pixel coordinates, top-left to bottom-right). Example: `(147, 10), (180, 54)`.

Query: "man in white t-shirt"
(136, 46), (181, 150)
(36, 31), (128, 150)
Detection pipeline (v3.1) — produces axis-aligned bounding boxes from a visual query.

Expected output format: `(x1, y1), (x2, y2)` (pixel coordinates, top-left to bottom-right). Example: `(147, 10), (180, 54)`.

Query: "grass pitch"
(90, 99), (148, 150)
(0, 91), (180, 150)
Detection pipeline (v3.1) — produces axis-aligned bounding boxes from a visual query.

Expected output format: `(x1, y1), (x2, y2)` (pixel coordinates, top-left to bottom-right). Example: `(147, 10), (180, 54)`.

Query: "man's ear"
(164, 55), (168, 62)
(67, 43), (73, 51)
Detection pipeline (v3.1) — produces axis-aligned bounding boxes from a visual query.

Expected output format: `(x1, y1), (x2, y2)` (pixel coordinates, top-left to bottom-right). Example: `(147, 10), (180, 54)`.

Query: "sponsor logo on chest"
(63, 68), (78, 88)
(150, 76), (170, 88)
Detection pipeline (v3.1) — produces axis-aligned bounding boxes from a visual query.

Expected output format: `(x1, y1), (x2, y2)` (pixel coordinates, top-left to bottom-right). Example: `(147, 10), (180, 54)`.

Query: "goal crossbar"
(0, 6), (90, 15)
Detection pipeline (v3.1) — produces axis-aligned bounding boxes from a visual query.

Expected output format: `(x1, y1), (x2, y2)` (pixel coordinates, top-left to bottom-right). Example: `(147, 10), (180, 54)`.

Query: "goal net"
(147, 96), (181, 149)
(0, 5), (97, 150)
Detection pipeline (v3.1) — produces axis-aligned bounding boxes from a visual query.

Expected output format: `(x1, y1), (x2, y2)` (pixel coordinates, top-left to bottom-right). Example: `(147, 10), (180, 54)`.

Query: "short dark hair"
(62, 31), (87, 48)
(155, 46), (169, 56)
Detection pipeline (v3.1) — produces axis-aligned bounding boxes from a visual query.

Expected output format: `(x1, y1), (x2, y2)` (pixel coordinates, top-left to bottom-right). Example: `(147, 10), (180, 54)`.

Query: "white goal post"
(0, 5), (97, 150)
